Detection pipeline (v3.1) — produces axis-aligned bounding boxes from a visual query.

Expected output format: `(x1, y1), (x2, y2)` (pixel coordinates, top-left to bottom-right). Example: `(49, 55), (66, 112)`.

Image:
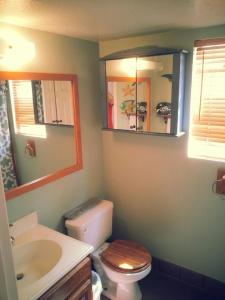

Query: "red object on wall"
(216, 168), (225, 195)
(107, 103), (113, 128)
(25, 140), (36, 157)
(107, 91), (114, 129)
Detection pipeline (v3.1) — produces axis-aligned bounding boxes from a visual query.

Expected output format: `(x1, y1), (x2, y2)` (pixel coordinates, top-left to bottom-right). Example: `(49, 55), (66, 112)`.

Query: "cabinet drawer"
(39, 257), (91, 300)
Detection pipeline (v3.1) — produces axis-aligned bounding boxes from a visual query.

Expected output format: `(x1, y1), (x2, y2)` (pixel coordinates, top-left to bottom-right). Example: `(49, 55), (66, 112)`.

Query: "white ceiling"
(0, 0), (225, 41)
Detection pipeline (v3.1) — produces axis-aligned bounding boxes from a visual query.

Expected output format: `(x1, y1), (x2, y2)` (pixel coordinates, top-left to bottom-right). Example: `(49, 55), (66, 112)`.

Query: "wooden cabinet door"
(41, 80), (74, 125)
(41, 80), (57, 124)
(68, 279), (92, 300)
(55, 81), (74, 125)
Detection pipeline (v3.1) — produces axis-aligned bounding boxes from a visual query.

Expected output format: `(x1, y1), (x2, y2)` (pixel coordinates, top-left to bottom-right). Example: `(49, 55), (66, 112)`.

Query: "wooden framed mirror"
(0, 72), (82, 200)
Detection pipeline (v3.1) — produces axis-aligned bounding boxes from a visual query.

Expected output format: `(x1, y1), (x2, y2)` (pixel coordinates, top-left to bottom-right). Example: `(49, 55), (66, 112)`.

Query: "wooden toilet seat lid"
(101, 240), (152, 273)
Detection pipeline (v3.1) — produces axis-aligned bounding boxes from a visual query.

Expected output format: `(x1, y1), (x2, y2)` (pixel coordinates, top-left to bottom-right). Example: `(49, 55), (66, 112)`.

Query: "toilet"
(65, 200), (152, 300)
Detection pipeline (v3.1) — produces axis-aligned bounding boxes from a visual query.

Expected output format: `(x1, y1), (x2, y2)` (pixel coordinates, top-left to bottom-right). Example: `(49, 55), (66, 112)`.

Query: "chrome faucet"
(10, 236), (15, 246)
(9, 223), (15, 246)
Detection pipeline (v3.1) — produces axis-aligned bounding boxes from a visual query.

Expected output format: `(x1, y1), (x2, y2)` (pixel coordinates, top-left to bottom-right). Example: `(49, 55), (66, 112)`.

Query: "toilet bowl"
(65, 200), (152, 300)
(102, 262), (151, 284)
(92, 241), (151, 300)
(102, 264), (151, 300)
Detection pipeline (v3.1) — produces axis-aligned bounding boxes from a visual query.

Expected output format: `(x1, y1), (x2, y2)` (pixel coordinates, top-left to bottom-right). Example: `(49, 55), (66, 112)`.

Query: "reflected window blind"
(9, 80), (35, 134)
(189, 38), (225, 161)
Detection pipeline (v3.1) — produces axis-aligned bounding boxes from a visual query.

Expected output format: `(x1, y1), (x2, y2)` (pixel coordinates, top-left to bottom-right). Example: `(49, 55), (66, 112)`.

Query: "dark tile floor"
(140, 271), (224, 300)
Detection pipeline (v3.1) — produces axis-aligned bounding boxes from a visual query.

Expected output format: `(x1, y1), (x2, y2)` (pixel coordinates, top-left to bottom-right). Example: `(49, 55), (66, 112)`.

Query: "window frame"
(188, 37), (225, 162)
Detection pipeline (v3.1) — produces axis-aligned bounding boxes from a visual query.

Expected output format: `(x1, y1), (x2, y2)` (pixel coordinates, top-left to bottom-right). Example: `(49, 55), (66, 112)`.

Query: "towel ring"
(212, 178), (225, 200)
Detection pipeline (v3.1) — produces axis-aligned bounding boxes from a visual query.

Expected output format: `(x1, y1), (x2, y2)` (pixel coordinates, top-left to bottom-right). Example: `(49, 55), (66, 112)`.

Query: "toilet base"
(92, 243), (148, 300)
(103, 282), (142, 300)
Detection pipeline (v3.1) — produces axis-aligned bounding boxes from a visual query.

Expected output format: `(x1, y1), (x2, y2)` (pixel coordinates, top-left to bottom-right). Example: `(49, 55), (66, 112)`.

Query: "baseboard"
(152, 256), (225, 299)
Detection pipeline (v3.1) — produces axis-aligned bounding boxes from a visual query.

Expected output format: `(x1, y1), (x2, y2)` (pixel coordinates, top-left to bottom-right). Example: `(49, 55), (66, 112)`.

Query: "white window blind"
(9, 80), (46, 138)
(188, 38), (225, 162)
(9, 80), (35, 134)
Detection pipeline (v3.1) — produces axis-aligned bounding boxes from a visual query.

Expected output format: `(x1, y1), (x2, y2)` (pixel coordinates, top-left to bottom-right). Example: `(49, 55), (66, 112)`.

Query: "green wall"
(1, 22), (225, 284)
(0, 23), (104, 232)
(100, 25), (225, 283)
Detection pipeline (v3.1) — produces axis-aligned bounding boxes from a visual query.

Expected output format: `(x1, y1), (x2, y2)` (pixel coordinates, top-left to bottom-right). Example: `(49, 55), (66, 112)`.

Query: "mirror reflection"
(106, 54), (173, 133)
(0, 78), (76, 194)
(34, 80), (74, 125)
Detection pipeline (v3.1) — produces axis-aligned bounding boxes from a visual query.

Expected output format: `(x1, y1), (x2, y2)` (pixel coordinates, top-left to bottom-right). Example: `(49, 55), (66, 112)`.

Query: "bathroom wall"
(1, 22), (104, 231)
(2, 21), (225, 285)
(100, 24), (225, 283)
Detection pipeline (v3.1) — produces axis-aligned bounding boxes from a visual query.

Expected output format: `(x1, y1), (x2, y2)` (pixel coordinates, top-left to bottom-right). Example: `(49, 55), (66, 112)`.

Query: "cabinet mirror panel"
(0, 72), (82, 200)
(106, 55), (173, 134)
(102, 47), (187, 136)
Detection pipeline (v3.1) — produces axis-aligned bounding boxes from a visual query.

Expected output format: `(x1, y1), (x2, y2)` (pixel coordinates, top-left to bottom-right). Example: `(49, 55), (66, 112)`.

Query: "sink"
(13, 239), (62, 287)
(10, 213), (93, 299)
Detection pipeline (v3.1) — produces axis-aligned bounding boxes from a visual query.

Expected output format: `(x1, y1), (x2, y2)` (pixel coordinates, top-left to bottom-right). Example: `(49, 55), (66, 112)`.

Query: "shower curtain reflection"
(0, 81), (18, 190)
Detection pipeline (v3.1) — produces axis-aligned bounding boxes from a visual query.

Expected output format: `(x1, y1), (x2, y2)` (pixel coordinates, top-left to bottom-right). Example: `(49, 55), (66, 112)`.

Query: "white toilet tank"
(65, 200), (113, 250)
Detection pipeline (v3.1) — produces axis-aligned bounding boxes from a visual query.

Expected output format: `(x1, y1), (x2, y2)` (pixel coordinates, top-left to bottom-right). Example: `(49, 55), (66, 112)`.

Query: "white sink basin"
(10, 212), (93, 300)
(13, 240), (62, 288)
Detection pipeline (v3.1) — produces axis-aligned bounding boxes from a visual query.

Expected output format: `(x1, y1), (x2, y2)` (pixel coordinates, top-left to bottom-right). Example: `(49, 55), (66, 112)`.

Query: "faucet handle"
(10, 236), (15, 246)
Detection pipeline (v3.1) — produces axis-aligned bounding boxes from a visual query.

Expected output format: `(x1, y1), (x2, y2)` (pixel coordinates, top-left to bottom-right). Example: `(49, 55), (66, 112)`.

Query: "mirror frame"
(0, 72), (82, 200)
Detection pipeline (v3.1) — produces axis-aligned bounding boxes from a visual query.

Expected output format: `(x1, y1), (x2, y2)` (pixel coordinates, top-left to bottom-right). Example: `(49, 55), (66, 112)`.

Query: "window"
(188, 38), (225, 162)
(8, 80), (46, 138)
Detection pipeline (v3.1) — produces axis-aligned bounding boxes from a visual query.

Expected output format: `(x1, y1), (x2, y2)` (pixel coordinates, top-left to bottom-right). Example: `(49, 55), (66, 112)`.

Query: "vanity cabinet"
(100, 46), (188, 136)
(39, 257), (92, 300)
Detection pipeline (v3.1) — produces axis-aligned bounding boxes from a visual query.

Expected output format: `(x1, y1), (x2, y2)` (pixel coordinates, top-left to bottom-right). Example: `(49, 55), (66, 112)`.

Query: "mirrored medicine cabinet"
(100, 47), (188, 136)
(0, 72), (82, 200)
